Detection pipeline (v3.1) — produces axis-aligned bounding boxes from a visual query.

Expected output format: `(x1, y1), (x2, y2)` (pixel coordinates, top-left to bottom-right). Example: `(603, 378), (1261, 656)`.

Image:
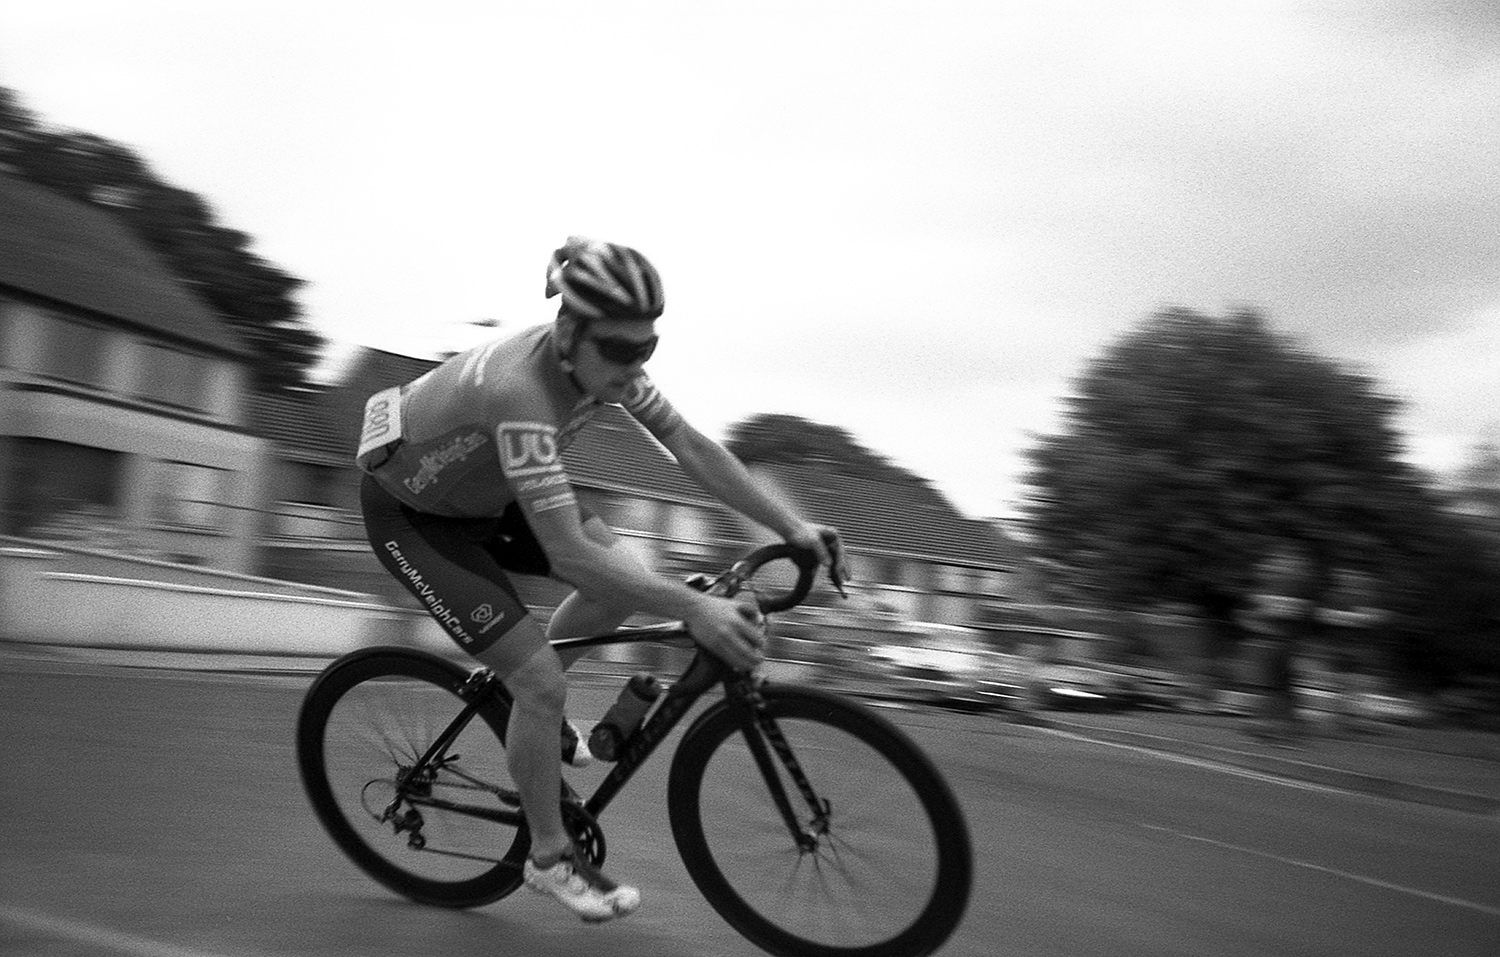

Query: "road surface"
(2, 658), (1497, 956)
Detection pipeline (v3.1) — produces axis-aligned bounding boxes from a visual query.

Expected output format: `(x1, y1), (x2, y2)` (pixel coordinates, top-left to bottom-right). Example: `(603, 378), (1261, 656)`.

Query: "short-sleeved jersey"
(357, 323), (685, 519)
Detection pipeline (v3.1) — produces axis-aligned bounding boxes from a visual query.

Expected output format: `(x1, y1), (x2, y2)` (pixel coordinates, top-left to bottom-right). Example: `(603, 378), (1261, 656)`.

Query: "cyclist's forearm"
(550, 539), (711, 622)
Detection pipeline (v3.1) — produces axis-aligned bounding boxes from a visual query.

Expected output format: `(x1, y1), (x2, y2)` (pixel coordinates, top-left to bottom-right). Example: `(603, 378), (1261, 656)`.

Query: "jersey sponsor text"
(403, 431), (488, 495)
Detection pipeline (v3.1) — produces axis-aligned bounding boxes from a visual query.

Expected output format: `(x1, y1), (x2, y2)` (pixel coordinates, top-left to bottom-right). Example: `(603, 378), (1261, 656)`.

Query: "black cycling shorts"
(361, 474), (563, 660)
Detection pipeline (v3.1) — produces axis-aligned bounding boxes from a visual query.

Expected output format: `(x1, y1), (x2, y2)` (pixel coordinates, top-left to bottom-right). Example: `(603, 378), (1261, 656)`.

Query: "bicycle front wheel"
(296, 647), (528, 908)
(668, 685), (972, 957)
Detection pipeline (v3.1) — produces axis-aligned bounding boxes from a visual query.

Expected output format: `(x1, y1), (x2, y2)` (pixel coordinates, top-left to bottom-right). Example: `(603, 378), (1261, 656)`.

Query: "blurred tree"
(725, 412), (919, 485)
(1021, 307), (1500, 686)
(1450, 440), (1500, 546)
(0, 86), (321, 390)
(1383, 504), (1500, 686)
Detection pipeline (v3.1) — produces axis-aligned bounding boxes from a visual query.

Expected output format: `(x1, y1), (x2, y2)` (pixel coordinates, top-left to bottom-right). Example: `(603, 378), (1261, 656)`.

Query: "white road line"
(0, 904), (249, 957)
(1044, 726), (1359, 798)
(1142, 824), (1500, 919)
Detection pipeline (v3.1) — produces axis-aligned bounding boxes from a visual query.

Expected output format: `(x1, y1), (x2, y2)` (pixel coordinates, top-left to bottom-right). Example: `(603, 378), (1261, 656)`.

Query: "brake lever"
(820, 529), (849, 599)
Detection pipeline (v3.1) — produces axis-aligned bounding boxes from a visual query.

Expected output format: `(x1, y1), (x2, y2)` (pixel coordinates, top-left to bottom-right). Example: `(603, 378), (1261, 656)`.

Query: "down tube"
(581, 654), (722, 818)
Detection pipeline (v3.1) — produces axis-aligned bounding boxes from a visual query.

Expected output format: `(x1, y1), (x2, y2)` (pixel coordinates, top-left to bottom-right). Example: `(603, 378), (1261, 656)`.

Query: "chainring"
(561, 801), (606, 868)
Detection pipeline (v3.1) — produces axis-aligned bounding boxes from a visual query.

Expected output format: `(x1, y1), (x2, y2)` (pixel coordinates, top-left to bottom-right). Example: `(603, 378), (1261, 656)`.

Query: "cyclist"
(355, 236), (849, 923)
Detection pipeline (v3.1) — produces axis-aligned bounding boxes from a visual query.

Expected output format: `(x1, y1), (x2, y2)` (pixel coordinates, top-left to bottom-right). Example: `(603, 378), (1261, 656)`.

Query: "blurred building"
(0, 165), (1016, 632)
(0, 171), (262, 570)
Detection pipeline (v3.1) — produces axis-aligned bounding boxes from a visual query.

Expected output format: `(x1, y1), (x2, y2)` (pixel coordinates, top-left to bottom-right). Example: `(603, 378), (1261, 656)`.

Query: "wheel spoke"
(297, 650), (529, 909)
(669, 687), (972, 957)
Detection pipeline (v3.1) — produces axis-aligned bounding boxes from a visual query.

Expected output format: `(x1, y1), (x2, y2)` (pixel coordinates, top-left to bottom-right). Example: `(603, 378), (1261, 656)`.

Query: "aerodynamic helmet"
(544, 236), (664, 322)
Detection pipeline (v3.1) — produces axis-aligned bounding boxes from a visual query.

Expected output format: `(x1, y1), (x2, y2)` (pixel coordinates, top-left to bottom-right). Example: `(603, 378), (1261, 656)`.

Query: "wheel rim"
(686, 701), (964, 956)
(311, 663), (525, 899)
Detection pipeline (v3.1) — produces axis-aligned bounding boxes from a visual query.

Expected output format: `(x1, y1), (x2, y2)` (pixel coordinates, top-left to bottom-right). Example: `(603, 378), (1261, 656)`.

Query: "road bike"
(296, 544), (973, 957)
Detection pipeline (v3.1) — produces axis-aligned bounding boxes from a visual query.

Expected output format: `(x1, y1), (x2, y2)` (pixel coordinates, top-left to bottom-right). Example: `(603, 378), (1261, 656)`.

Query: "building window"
(939, 565), (990, 595)
(138, 344), (209, 412)
(856, 555), (882, 586)
(668, 504), (710, 543)
(41, 315), (109, 388)
(306, 464), (341, 507)
(611, 496), (656, 533)
(0, 302), (13, 367)
(153, 461), (229, 530)
(281, 461), (340, 507)
(902, 562), (932, 592)
(2, 438), (124, 536)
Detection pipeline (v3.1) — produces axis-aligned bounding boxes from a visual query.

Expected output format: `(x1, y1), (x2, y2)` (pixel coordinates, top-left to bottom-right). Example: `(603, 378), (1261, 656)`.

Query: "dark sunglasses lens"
(596, 336), (657, 364)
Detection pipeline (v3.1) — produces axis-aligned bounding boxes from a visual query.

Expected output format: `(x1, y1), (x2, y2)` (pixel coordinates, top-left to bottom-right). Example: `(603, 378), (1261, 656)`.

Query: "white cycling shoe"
(561, 719), (592, 769)
(524, 851), (641, 923)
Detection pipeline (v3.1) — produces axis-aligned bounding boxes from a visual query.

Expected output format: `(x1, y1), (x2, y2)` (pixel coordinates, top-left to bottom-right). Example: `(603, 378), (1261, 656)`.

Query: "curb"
(1049, 719), (1500, 816)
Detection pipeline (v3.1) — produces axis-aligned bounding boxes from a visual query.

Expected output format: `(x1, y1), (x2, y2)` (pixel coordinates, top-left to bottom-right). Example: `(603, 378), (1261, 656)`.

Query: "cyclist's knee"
(505, 645), (568, 714)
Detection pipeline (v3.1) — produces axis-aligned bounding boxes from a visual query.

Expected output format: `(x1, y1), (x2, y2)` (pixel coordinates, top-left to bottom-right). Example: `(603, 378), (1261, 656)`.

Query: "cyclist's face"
(569, 316), (658, 403)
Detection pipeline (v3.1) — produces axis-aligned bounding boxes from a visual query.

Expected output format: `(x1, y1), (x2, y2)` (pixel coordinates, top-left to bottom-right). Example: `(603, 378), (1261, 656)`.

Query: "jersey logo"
(497, 422), (562, 477)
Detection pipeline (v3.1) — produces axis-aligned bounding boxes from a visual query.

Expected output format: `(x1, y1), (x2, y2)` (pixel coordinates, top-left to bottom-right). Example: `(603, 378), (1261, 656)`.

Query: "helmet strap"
(553, 309), (591, 393)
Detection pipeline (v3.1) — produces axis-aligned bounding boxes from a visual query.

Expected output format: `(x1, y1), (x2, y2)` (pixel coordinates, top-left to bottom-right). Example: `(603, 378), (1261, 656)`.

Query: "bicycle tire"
(296, 647), (528, 908)
(667, 685), (972, 957)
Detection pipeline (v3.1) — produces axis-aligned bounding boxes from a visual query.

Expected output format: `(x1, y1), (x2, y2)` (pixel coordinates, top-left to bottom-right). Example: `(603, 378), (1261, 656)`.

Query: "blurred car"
(1031, 663), (1146, 712)
(1099, 664), (1196, 711)
(1355, 691), (1431, 725)
(859, 647), (1017, 713)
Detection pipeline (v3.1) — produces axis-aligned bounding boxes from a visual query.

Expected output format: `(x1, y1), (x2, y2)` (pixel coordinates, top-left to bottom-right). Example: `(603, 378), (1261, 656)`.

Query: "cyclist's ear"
(555, 309), (584, 361)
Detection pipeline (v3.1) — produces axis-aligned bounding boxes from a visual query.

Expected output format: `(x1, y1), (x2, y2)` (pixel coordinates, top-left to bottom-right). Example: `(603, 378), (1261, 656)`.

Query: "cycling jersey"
(357, 323), (685, 521)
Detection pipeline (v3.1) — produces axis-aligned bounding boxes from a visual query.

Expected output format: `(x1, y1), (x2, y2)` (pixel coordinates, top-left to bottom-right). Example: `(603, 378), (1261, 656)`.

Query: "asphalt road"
(2, 659), (1498, 957)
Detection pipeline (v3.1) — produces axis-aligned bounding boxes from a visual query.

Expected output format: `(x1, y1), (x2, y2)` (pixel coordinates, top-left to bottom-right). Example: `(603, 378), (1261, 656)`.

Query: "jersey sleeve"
(494, 420), (579, 516)
(620, 375), (686, 441)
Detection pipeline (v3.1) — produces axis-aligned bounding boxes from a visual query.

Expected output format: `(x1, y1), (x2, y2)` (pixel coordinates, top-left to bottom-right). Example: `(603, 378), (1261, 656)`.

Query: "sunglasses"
(588, 333), (659, 366)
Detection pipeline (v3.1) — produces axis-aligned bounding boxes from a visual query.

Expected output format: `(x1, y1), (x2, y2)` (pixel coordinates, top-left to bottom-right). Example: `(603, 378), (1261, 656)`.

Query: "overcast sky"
(2, 1), (1496, 519)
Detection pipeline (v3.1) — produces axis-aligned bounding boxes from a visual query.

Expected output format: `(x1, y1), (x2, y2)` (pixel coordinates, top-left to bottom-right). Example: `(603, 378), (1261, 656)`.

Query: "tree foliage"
(0, 87), (321, 389)
(724, 413), (920, 486)
(1021, 307), (1500, 680)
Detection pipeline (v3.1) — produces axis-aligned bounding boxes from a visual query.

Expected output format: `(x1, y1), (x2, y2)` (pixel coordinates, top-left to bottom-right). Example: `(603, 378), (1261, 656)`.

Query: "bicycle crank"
(561, 801), (607, 868)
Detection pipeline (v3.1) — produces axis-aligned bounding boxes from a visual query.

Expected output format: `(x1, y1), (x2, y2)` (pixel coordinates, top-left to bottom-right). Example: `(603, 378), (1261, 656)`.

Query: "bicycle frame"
(394, 621), (824, 850)
(555, 622), (729, 820)
(382, 541), (832, 855)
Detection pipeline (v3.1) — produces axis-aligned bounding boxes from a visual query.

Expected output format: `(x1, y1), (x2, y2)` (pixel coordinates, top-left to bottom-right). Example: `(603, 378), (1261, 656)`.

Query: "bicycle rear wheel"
(296, 647), (528, 908)
(668, 685), (972, 957)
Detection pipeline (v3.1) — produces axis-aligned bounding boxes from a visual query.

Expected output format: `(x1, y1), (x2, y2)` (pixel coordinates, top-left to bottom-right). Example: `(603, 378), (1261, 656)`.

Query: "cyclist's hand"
(686, 595), (767, 671)
(788, 523), (851, 597)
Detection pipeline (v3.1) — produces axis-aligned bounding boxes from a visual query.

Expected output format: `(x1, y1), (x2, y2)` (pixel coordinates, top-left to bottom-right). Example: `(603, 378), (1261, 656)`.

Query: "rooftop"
(0, 171), (245, 357)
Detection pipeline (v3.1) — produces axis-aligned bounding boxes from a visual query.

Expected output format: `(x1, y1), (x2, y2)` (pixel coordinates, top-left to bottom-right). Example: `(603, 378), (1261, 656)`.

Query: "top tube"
(548, 622), (688, 655)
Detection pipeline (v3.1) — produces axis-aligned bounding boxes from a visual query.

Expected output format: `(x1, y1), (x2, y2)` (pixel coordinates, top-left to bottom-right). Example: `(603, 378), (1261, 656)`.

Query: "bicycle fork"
(731, 680), (833, 854)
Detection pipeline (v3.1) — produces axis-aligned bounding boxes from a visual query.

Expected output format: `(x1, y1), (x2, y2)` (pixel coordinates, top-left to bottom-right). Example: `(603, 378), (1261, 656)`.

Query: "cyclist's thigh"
(361, 476), (547, 675)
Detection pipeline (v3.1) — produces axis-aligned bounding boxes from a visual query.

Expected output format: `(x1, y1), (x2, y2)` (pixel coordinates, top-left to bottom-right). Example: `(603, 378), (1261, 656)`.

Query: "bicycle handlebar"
(726, 543), (820, 614)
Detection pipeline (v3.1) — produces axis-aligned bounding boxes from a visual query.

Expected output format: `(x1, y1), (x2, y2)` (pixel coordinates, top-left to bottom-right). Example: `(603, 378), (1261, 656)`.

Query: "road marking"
(1043, 726), (1360, 798)
(0, 904), (247, 957)
(1143, 824), (1500, 919)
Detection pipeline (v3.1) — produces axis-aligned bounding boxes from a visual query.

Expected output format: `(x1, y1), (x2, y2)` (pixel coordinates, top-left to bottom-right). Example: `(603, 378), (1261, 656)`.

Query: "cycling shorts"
(360, 474), (580, 664)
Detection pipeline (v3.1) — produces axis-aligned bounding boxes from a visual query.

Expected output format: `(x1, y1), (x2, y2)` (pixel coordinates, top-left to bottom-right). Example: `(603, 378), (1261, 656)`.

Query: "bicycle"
(296, 544), (973, 957)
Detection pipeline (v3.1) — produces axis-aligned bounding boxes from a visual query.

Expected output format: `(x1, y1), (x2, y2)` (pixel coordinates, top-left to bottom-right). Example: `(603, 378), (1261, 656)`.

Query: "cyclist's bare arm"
(523, 496), (765, 670)
(658, 421), (851, 582)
